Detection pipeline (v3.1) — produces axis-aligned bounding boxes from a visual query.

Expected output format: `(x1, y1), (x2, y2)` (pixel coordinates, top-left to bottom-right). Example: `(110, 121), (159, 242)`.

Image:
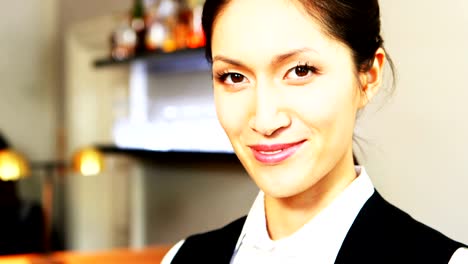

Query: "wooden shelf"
(94, 48), (210, 73)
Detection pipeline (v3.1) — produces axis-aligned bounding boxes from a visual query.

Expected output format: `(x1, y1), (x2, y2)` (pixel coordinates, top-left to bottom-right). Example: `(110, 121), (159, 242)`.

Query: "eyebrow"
(212, 47), (318, 68)
(212, 56), (246, 68)
(272, 47), (318, 65)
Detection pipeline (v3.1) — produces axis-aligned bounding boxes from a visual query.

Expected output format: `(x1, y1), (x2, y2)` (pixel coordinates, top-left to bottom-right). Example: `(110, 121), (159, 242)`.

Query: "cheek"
(290, 79), (358, 136)
(214, 89), (251, 138)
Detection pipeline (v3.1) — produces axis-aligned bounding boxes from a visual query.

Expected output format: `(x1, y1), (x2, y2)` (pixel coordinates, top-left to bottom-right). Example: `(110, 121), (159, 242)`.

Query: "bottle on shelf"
(145, 0), (165, 51)
(131, 0), (148, 54)
(110, 16), (137, 60)
(174, 0), (192, 50)
(186, 0), (205, 48)
(110, 0), (204, 57)
(157, 0), (178, 52)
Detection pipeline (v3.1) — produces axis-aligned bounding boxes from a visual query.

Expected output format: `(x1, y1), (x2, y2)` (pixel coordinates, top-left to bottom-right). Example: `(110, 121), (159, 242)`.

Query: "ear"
(358, 48), (386, 108)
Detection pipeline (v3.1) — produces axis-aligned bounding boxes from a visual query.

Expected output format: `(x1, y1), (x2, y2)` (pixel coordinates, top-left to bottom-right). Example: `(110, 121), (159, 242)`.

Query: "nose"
(248, 85), (291, 136)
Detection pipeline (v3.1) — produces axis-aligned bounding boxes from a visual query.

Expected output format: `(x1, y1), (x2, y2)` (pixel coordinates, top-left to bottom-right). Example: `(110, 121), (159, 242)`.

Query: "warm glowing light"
(72, 147), (104, 176)
(79, 158), (101, 176)
(162, 39), (177, 53)
(0, 150), (30, 181)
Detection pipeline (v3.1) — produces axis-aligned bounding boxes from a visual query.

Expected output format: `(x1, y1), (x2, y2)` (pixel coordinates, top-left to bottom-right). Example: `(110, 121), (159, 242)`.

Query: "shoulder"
(166, 216), (247, 264)
(336, 191), (467, 263)
(450, 247), (468, 264)
(161, 240), (185, 264)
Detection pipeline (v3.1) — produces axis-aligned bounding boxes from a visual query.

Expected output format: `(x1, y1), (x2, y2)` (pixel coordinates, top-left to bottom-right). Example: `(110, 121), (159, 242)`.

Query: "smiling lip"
(249, 140), (306, 164)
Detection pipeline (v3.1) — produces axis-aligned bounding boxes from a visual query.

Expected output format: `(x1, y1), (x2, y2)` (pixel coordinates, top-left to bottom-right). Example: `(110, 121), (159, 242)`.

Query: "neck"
(264, 150), (357, 240)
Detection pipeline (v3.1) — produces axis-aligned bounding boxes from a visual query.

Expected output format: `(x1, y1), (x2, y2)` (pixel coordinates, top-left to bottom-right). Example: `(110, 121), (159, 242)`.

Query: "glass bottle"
(174, 0), (192, 50)
(131, 0), (147, 54)
(187, 0), (205, 48)
(111, 16), (137, 60)
(158, 0), (178, 52)
(145, 1), (160, 51)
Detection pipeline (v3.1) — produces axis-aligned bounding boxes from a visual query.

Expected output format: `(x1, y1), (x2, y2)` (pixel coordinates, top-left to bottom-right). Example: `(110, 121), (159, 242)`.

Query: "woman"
(162, 0), (468, 263)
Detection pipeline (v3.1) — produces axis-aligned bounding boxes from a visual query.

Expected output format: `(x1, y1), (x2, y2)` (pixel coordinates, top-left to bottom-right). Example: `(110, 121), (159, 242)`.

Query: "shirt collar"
(233, 166), (375, 260)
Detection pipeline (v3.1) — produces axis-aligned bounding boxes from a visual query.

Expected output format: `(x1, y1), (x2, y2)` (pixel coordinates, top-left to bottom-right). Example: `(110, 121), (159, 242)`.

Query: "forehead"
(211, 0), (343, 61)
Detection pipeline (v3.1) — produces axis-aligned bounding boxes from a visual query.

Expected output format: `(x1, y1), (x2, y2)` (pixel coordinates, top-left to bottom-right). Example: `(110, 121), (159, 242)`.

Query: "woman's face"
(211, 0), (368, 198)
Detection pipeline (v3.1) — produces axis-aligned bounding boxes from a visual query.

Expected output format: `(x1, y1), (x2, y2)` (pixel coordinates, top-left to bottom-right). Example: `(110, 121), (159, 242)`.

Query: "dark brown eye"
(230, 73), (245, 83)
(295, 66), (310, 77)
(285, 63), (316, 81)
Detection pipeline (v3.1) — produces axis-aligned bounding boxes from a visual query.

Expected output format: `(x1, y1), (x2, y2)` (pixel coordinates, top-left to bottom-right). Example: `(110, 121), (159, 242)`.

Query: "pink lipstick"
(249, 140), (306, 164)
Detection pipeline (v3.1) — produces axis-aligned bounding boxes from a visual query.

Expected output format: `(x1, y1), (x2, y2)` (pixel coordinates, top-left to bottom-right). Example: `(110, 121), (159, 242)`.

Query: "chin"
(263, 187), (304, 199)
(261, 181), (315, 199)
(253, 169), (318, 199)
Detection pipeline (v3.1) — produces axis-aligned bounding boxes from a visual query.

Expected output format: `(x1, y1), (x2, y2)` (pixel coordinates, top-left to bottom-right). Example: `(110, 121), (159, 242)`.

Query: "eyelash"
(215, 71), (234, 82)
(287, 62), (318, 78)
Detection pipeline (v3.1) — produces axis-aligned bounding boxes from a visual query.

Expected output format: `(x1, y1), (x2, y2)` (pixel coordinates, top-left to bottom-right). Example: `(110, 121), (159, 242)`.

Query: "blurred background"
(0, 0), (467, 260)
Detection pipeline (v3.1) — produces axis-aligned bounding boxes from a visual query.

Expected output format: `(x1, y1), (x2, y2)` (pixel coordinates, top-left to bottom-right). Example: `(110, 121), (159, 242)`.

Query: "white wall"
(0, 0), (58, 161)
(60, 0), (130, 29)
(357, 0), (468, 243)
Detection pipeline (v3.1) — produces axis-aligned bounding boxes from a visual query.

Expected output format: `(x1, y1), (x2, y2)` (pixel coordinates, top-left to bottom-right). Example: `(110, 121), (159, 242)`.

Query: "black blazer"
(171, 191), (467, 263)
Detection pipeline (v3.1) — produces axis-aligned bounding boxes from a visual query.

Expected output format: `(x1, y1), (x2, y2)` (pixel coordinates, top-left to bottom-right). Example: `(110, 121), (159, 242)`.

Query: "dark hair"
(202, 0), (395, 77)
(201, 0), (230, 63)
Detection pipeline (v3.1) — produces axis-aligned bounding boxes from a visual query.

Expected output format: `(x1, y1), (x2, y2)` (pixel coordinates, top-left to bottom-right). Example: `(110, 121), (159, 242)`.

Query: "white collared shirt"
(230, 166), (373, 264)
(162, 167), (468, 263)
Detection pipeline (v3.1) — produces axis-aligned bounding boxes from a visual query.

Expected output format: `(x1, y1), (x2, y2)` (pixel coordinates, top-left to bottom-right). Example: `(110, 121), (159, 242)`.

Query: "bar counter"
(0, 245), (172, 264)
